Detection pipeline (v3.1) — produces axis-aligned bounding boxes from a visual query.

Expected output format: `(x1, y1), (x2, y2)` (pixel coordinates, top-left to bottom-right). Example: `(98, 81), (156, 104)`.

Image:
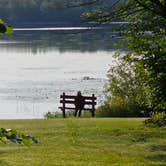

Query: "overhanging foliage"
(0, 19), (13, 34)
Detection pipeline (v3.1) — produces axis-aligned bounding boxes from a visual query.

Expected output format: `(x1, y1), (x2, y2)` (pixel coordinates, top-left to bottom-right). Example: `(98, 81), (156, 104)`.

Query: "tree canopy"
(85, 0), (166, 115)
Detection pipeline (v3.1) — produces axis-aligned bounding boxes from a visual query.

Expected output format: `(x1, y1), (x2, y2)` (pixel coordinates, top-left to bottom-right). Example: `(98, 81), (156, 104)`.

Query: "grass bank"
(0, 118), (166, 165)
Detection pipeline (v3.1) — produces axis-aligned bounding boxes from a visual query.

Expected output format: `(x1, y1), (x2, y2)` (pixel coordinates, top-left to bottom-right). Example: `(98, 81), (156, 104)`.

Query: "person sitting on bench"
(74, 91), (85, 117)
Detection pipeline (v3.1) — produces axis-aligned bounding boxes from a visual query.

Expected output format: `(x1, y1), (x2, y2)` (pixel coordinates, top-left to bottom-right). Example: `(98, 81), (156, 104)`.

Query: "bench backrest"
(59, 93), (97, 117)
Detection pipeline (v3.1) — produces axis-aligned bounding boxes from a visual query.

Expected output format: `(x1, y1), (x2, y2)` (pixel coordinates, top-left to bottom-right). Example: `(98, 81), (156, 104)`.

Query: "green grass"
(0, 118), (166, 166)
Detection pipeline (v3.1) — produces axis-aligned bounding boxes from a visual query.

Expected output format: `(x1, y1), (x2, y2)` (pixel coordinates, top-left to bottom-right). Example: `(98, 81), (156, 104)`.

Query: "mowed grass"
(0, 118), (166, 166)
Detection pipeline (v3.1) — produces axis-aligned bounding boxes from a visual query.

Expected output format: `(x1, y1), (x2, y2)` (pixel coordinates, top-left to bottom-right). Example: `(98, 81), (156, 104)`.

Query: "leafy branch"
(0, 19), (13, 35)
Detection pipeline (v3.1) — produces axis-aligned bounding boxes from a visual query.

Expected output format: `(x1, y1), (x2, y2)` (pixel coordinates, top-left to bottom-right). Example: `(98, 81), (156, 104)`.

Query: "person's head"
(77, 91), (82, 96)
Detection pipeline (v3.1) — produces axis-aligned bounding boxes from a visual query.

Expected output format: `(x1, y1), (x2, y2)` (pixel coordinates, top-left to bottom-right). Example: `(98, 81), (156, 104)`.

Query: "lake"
(0, 27), (122, 119)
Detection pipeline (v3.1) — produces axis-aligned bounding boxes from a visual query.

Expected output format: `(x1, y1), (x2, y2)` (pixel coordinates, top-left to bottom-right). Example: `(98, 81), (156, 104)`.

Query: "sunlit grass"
(0, 118), (165, 165)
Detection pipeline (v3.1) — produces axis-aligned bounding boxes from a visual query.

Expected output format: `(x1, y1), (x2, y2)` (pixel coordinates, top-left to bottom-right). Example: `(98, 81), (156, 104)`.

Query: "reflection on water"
(0, 27), (123, 53)
(0, 27), (123, 119)
(14, 27), (94, 31)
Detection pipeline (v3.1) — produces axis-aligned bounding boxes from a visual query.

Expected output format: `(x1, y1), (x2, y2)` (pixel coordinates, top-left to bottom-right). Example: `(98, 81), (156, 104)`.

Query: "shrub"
(45, 111), (78, 118)
(44, 111), (62, 119)
(144, 112), (166, 127)
(96, 96), (145, 117)
(0, 128), (38, 146)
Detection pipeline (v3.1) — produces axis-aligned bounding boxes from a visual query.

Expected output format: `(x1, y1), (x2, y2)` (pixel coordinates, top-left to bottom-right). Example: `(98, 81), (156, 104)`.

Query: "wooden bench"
(59, 92), (97, 118)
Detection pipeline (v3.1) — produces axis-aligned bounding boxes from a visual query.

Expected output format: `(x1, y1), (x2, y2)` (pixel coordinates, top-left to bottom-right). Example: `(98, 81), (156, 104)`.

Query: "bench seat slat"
(59, 107), (93, 111)
(60, 95), (96, 100)
(60, 100), (96, 105)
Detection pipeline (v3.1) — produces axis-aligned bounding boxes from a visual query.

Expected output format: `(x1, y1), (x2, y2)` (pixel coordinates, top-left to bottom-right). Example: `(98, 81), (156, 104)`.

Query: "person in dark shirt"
(74, 91), (85, 117)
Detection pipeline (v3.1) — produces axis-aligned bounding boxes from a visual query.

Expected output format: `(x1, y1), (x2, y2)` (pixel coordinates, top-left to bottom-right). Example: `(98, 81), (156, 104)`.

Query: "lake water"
(0, 27), (122, 119)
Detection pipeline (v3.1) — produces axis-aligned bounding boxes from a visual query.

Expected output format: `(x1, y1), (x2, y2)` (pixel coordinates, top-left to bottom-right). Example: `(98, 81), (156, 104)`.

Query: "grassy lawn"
(0, 118), (166, 166)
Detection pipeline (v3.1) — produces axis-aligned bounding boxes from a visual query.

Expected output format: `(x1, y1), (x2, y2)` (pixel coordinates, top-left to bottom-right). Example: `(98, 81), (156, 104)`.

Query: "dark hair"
(77, 91), (82, 96)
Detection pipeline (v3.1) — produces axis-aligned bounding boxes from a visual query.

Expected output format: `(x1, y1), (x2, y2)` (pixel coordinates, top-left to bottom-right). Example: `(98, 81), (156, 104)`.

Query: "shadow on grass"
(0, 150), (8, 155)
(146, 144), (166, 162)
(0, 160), (9, 166)
(147, 154), (166, 162)
(151, 144), (166, 152)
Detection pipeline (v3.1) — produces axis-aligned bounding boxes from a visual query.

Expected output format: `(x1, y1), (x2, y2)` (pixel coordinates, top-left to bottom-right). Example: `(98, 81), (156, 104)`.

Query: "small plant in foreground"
(44, 111), (62, 119)
(0, 128), (38, 146)
(45, 111), (79, 118)
(144, 112), (166, 127)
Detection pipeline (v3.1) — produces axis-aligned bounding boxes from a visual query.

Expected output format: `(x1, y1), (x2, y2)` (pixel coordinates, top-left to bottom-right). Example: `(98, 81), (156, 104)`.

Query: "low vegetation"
(44, 111), (62, 119)
(0, 118), (165, 165)
(145, 112), (166, 127)
(0, 128), (38, 146)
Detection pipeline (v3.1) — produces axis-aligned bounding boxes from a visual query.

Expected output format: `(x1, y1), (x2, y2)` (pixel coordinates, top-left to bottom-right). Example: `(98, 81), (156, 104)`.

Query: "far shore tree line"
(0, 0), (115, 26)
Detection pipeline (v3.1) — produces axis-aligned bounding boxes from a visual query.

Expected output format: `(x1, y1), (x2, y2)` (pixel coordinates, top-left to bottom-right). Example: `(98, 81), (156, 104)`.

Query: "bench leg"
(74, 109), (78, 117)
(92, 110), (95, 117)
(78, 110), (82, 117)
(62, 109), (66, 118)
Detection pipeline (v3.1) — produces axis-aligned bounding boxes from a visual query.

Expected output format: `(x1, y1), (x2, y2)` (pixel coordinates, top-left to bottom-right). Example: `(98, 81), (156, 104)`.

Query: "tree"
(83, 0), (166, 115)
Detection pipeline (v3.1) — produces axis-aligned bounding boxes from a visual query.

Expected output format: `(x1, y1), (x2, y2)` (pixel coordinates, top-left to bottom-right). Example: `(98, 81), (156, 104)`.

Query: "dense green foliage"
(145, 112), (166, 127)
(85, 0), (166, 116)
(0, 118), (166, 165)
(0, 19), (13, 34)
